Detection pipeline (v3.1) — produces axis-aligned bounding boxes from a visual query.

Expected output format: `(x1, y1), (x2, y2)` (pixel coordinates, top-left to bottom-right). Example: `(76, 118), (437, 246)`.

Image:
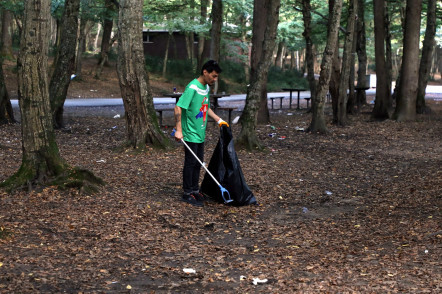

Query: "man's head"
(200, 60), (222, 86)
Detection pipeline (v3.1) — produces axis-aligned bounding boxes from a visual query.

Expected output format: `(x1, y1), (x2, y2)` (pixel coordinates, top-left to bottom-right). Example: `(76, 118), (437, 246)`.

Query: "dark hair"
(201, 60), (222, 75)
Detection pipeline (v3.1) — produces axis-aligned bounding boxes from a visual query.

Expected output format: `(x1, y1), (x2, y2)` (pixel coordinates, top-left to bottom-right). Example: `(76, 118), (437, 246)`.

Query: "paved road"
(10, 86), (442, 107)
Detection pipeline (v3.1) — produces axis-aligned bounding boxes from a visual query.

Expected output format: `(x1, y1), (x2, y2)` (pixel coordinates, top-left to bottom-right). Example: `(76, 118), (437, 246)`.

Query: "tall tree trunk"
(336, 0), (357, 125)
(162, 32), (171, 78)
(197, 0), (208, 74)
(236, 0), (280, 151)
(96, 0), (117, 79)
(356, 0), (367, 109)
(1, 8), (13, 59)
(94, 22), (102, 51)
(117, 0), (169, 149)
(308, 0), (343, 133)
(210, 0), (223, 93)
(384, 1), (393, 109)
(302, 0), (316, 107)
(393, 0), (422, 121)
(275, 41), (285, 68)
(347, 24), (357, 114)
(372, 0), (390, 120)
(210, 0), (223, 61)
(417, 0), (436, 114)
(1, 0), (103, 193)
(49, 0), (81, 129)
(329, 0), (341, 124)
(0, 58), (15, 124)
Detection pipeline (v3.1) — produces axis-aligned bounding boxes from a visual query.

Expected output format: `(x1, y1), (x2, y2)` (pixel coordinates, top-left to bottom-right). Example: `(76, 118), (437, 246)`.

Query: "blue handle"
(219, 185), (233, 204)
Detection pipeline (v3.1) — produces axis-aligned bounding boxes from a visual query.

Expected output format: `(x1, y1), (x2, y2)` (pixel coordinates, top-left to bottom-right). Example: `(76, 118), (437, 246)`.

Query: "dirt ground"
(0, 58), (441, 293)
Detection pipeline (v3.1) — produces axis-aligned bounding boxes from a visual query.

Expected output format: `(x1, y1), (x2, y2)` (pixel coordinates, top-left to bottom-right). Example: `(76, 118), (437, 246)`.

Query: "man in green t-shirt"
(174, 60), (229, 207)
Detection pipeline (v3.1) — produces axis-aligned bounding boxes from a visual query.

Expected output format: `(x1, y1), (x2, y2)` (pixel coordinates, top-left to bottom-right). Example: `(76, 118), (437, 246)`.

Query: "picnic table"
(163, 92), (230, 111)
(282, 88), (306, 109)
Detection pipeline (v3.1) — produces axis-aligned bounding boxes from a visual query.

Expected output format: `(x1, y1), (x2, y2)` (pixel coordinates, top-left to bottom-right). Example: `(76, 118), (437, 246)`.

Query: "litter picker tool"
(181, 139), (233, 204)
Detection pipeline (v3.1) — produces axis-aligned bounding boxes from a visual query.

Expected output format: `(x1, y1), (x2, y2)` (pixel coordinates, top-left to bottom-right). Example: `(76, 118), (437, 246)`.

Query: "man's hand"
(217, 118), (229, 128)
(174, 129), (183, 141)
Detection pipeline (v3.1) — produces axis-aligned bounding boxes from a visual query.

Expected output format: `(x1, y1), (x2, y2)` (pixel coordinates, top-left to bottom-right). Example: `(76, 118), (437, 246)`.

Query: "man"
(174, 60), (228, 207)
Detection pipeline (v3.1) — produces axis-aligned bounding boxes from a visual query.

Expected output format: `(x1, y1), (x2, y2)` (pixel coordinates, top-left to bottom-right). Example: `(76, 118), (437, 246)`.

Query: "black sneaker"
(181, 193), (203, 207)
(191, 191), (206, 202)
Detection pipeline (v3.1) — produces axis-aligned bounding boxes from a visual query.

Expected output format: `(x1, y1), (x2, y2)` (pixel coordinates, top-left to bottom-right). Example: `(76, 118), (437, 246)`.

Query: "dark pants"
(183, 141), (204, 194)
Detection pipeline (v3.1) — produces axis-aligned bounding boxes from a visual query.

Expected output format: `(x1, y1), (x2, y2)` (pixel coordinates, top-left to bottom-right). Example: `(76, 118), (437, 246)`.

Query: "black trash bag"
(201, 126), (257, 206)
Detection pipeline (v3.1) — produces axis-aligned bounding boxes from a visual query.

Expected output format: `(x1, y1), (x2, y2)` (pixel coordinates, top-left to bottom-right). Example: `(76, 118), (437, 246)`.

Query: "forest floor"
(0, 57), (441, 293)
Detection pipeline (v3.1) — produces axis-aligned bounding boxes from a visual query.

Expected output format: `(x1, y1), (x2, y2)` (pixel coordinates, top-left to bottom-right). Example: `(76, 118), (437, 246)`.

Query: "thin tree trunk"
(117, 0), (169, 149)
(393, 0), (422, 121)
(162, 32), (171, 78)
(384, 1), (393, 109)
(236, 0), (280, 151)
(417, 0), (436, 114)
(210, 0), (223, 61)
(1, 9), (13, 58)
(210, 0), (223, 94)
(336, 0), (357, 125)
(49, 0), (81, 129)
(329, 0), (341, 124)
(197, 0), (208, 74)
(302, 0), (316, 107)
(308, 0), (343, 133)
(0, 58), (15, 124)
(372, 0), (390, 120)
(356, 0), (367, 109)
(94, 22), (102, 51)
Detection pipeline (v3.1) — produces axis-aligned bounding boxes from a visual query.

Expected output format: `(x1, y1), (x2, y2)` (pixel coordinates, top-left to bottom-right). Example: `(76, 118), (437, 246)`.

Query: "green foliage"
(219, 59), (246, 84)
(267, 66), (308, 92)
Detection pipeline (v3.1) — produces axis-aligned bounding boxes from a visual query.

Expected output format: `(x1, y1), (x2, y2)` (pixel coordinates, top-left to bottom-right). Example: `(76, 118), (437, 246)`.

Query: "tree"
(1, 0), (103, 193)
(336, 0), (357, 125)
(301, 0), (317, 108)
(1, 8), (13, 59)
(417, 0), (437, 114)
(95, 0), (118, 79)
(49, 0), (81, 129)
(209, 0), (223, 62)
(393, 0), (422, 121)
(355, 0), (367, 109)
(116, 0), (169, 149)
(0, 57), (15, 124)
(308, 0), (343, 133)
(196, 0), (208, 73)
(372, 0), (390, 120)
(236, 0), (280, 150)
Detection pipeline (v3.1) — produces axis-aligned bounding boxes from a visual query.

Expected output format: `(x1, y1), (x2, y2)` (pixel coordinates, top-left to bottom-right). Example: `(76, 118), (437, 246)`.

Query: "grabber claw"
(219, 185), (233, 204)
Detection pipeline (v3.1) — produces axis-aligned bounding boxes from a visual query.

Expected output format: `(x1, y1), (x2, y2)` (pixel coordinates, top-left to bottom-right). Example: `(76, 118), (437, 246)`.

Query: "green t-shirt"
(176, 79), (210, 143)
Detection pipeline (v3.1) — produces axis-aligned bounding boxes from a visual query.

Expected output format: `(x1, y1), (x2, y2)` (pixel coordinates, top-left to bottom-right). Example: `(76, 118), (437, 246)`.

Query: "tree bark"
(236, 0), (280, 151)
(162, 32), (171, 78)
(209, 0), (223, 62)
(417, 0), (436, 114)
(384, 1), (393, 109)
(372, 0), (390, 120)
(196, 0), (208, 74)
(117, 0), (169, 149)
(336, 0), (357, 125)
(301, 0), (316, 107)
(329, 0), (341, 124)
(356, 0), (367, 109)
(49, 0), (81, 129)
(1, 0), (103, 193)
(1, 8), (13, 59)
(0, 57), (15, 124)
(96, 0), (117, 79)
(308, 0), (343, 133)
(393, 0), (422, 121)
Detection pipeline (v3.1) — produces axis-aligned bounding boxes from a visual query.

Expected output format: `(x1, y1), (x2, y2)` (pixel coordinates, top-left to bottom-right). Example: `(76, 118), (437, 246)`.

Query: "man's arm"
(208, 109), (229, 127)
(174, 105), (183, 140)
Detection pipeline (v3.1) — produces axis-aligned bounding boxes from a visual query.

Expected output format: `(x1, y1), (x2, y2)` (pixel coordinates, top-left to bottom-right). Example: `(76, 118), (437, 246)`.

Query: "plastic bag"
(201, 126), (257, 206)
